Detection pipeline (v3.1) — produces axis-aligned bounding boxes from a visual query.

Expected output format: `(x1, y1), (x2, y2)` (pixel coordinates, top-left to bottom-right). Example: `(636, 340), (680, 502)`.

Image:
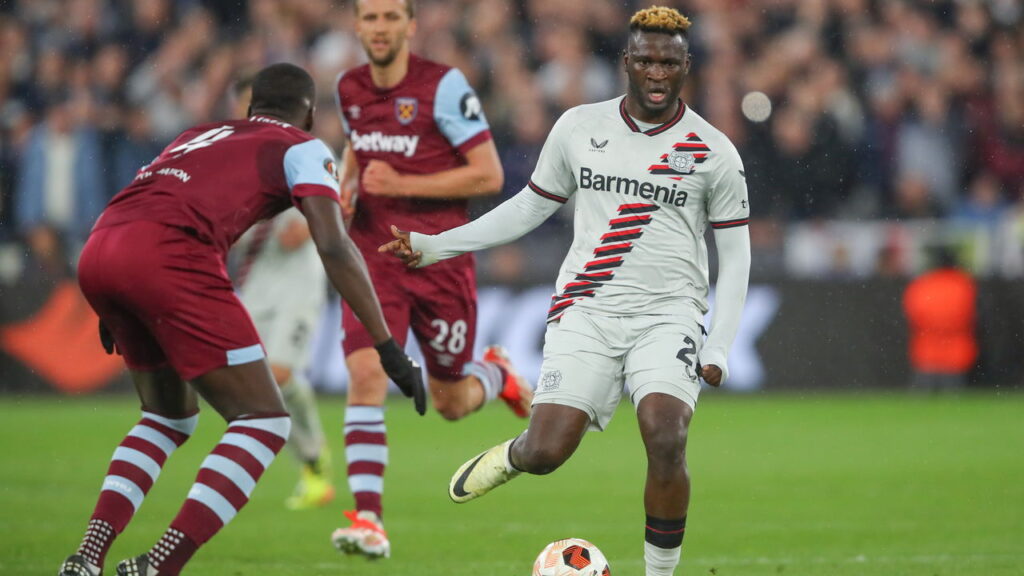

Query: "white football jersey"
(530, 97), (749, 321)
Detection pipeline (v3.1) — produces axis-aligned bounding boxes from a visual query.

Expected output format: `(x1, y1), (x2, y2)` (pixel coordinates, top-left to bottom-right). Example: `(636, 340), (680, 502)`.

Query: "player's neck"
(370, 49), (411, 90)
(623, 96), (683, 125)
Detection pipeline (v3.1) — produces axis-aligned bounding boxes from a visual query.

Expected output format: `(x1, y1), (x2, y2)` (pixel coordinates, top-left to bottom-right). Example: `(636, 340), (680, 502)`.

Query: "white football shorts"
(242, 283), (325, 372)
(532, 307), (705, 431)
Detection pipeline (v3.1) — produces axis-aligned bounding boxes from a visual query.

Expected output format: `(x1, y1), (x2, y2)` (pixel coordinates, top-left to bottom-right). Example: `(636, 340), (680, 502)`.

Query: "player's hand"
(339, 178), (358, 226)
(98, 320), (119, 355)
(378, 225), (423, 268)
(700, 363), (723, 387)
(362, 160), (405, 197)
(375, 338), (427, 415)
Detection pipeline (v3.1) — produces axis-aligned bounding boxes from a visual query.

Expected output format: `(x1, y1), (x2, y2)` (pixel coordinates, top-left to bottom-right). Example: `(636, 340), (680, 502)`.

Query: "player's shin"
(74, 412), (199, 571)
(137, 414), (290, 575)
(643, 515), (686, 576)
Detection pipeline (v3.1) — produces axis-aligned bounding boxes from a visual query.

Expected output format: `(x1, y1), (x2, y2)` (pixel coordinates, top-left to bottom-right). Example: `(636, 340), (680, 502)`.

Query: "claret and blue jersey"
(336, 54), (493, 249)
(94, 116), (340, 254)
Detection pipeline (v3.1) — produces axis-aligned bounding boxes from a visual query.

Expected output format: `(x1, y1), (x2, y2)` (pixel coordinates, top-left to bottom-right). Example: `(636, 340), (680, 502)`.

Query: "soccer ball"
(532, 538), (611, 576)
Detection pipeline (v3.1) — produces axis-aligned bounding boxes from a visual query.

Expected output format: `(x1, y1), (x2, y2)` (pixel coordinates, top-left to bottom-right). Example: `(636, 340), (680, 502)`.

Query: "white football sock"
(644, 541), (681, 576)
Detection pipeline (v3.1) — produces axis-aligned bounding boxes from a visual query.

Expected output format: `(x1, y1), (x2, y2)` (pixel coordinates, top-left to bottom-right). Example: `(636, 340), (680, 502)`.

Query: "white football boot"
(449, 438), (521, 503)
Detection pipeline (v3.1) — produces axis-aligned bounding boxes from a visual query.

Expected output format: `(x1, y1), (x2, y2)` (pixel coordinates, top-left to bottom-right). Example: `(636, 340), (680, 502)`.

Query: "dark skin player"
(381, 26), (716, 522)
(123, 74), (424, 428)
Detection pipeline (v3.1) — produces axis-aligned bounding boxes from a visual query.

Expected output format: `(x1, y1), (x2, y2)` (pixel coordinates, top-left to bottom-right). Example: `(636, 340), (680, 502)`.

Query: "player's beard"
(365, 37), (405, 68)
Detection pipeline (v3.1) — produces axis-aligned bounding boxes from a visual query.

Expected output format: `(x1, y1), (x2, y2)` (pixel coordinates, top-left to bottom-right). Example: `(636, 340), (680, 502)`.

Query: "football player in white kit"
(381, 7), (750, 576)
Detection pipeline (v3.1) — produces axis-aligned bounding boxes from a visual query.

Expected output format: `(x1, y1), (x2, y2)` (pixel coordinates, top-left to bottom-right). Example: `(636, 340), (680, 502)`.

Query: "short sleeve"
(708, 141), (750, 229)
(283, 139), (341, 205)
(335, 70), (351, 136)
(433, 68), (492, 154)
(527, 108), (579, 204)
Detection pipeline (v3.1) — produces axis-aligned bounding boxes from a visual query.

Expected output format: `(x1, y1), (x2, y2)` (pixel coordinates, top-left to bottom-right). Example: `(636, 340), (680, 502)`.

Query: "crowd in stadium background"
(0, 0), (1022, 286)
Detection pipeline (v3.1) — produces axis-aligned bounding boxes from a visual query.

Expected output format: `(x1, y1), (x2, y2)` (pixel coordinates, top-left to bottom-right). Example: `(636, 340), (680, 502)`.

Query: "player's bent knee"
(434, 399), (469, 421)
(644, 429), (688, 468)
(517, 441), (572, 475)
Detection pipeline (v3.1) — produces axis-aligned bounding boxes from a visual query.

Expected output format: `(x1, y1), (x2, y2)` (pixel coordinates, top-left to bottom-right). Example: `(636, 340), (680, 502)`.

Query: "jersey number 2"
(677, 336), (699, 380)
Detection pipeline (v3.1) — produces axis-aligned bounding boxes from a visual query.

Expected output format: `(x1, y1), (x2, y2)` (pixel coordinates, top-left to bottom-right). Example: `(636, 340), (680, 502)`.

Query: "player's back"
(95, 116), (322, 253)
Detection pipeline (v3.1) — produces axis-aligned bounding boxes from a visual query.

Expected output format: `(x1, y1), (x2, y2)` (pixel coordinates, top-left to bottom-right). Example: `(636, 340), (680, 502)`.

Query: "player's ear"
(407, 18), (417, 39)
(304, 106), (314, 132)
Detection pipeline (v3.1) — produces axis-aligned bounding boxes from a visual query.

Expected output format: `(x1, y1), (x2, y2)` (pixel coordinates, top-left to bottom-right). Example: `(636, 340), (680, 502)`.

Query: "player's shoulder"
(679, 106), (739, 153)
(550, 98), (620, 137)
(408, 54), (454, 82)
(336, 63), (374, 94)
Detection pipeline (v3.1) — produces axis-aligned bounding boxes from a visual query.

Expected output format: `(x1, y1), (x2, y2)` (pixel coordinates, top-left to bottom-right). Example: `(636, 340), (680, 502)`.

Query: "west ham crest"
(395, 97), (418, 125)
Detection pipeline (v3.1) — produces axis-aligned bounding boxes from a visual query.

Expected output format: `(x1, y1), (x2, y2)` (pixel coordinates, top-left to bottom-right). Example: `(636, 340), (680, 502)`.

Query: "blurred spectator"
(902, 246), (978, 390)
(15, 94), (104, 273)
(896, 83), (963, 215)
(954, 171), (1008, 227)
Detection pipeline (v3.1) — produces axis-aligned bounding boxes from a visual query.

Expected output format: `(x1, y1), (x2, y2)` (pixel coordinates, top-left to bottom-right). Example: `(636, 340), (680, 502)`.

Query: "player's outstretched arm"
(377, 186), (562, 268)
(302, 195), (426, 414)
(701, 225), (751, 386)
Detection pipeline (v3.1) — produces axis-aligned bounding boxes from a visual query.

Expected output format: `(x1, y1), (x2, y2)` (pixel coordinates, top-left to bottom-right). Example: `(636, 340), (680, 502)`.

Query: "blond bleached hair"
(629, 6), (692, 36)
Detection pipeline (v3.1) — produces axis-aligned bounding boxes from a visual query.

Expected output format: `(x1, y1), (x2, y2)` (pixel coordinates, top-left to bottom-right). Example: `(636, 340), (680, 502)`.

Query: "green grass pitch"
(1, 391), (1022, 575)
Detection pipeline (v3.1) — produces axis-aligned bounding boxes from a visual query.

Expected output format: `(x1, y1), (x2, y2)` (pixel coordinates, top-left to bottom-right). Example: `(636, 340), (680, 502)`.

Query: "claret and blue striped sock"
(77, 412), (198, 569)
(145, 414), (290, 575)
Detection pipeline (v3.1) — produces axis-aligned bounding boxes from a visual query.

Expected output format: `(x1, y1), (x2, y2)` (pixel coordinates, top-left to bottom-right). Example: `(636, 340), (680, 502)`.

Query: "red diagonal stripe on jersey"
(618, 201), (651, 211)
(601, 228), (643, 242)
(649, 163), (670, 170)
(609, 215), (652, 227)
(673, 143), (711, 150)
(575, 271), (614, 281)
(619, 204), (660, 215)
(585, 256), (623, 268)
(548, 299), (575, 315)
(563, 281), (601, 291)
(595, 242), (632, 254)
